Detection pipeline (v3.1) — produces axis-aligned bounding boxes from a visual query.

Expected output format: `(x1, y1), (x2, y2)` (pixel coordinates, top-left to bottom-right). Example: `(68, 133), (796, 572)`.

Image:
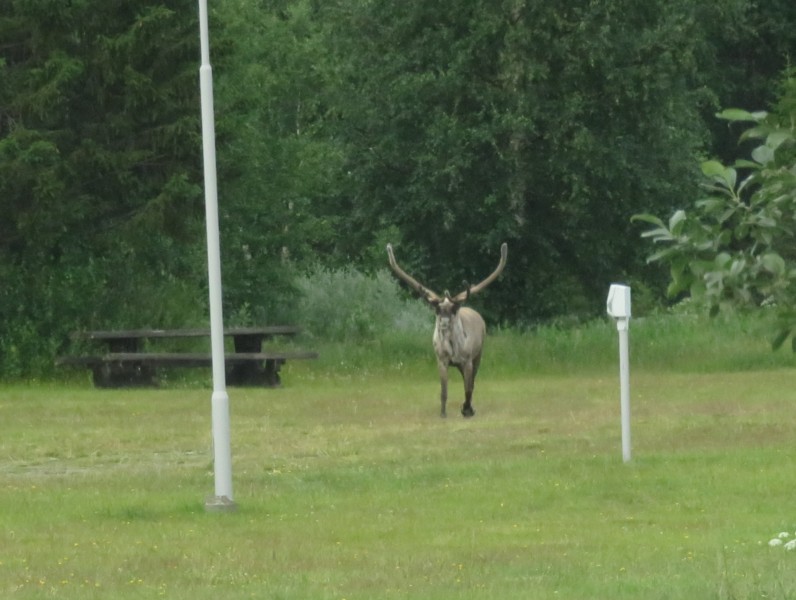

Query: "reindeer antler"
(450, 243), (507, 303)
(386, 244), (441, 304)
(387, 243), (507, 305)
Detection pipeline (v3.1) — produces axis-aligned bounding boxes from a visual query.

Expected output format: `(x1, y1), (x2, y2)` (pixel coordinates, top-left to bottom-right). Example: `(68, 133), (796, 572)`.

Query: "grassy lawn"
(3, 316), (796, 598)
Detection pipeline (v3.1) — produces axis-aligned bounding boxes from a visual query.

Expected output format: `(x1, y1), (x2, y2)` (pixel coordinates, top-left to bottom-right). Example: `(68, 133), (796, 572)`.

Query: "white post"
(198, 0), (235, 511)
(616, 317), (631, 463)
(607, 284), (632, 463)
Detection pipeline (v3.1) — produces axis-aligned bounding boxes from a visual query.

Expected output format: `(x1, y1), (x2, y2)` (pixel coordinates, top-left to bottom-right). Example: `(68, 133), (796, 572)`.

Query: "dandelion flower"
(785, 540), (796, 551)
(769, 538), (784, 547)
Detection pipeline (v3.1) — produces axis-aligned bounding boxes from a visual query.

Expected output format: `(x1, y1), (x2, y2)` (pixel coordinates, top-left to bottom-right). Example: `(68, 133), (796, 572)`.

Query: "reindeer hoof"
(461, 405), (475, 418)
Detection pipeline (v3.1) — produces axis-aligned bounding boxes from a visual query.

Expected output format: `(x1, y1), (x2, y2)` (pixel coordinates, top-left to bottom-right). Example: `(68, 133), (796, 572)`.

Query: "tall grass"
(488, 306), (796, 377)
(289, 265), (796, 379)
(301, 307), (796, 381)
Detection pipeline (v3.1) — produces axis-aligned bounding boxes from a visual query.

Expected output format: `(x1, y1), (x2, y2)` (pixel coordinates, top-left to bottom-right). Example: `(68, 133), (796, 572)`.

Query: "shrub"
(293, 267), (429, 341)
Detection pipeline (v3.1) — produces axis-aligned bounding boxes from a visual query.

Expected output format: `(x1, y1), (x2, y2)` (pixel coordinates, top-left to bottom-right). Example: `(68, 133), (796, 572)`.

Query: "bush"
(633, 71), (796, 349)
(293, 267), (429, 341)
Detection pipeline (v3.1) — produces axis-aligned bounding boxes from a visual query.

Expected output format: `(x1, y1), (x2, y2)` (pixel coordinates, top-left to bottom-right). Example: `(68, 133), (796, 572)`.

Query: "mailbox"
(607, 284), (631, 319)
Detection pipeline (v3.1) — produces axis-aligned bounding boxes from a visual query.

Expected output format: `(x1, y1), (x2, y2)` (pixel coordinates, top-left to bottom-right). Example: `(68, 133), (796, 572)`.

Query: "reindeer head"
(432, 292), (460, 332)
(385, 243), (508, 314)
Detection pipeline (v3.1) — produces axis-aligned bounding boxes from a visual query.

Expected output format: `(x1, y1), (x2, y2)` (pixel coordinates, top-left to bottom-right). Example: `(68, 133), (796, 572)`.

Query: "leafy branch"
(634, 102), (796, 348)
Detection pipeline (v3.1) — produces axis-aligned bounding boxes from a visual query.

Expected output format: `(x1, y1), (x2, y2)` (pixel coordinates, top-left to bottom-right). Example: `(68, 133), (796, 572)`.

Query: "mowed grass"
(3, 316), (796, 599)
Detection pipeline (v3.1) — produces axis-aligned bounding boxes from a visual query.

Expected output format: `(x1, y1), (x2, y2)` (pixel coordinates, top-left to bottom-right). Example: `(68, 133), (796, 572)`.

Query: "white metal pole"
(617, 318), (631, 463)
(198, 0), (235, 511)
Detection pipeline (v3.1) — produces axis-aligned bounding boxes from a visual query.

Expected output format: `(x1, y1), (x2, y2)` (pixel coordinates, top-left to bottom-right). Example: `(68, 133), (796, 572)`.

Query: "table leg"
(228, 334), (281, 387)
(92, 361), (157, 388)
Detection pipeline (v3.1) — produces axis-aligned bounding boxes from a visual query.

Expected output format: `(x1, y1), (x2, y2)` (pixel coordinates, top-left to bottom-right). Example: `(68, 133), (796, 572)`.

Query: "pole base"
(204, 495), (237, 513)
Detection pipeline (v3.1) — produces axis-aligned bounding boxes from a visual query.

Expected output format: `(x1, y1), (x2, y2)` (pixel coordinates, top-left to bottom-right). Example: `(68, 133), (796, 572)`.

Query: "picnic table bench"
(57, 326), (317, 388)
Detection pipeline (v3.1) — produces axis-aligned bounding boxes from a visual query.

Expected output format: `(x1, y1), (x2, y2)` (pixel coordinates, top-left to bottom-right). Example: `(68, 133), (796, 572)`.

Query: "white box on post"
(607, 284), (631, 319)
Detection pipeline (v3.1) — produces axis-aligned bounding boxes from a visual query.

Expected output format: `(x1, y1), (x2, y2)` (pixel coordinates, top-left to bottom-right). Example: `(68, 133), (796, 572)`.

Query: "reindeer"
(386, 243), (507, 418)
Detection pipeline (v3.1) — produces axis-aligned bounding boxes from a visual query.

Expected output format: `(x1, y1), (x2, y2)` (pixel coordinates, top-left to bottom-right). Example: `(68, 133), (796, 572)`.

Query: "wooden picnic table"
(58, 326), (317, 388)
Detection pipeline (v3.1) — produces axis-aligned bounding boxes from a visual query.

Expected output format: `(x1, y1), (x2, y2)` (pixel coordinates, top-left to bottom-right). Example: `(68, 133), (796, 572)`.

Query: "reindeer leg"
(461, 355), (481, 418)
(438, 362), (449, 418)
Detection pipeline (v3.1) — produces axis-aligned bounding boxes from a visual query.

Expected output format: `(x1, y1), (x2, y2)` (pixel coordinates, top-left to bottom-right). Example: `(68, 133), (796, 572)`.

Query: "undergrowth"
(291, 266), (796, 377)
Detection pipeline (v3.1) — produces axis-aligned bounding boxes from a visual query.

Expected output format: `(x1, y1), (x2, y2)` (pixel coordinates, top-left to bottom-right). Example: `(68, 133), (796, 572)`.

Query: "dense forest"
(1, 0), (795, 376)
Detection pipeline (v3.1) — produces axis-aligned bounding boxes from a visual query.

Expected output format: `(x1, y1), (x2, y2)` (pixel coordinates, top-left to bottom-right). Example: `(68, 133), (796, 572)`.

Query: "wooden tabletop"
(72, 326), (302, 340)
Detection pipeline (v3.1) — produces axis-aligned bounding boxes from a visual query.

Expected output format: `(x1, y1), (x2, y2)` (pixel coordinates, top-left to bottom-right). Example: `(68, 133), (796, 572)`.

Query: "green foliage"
(321, 0), (719, 322)
(634, 73), (796, 348)
(211, 0), (349, 322)
(293, 266), (429, 341)
(3, 0), (796, 377)
(703, 0), (796, 161)
(0, 0), (207, 376)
